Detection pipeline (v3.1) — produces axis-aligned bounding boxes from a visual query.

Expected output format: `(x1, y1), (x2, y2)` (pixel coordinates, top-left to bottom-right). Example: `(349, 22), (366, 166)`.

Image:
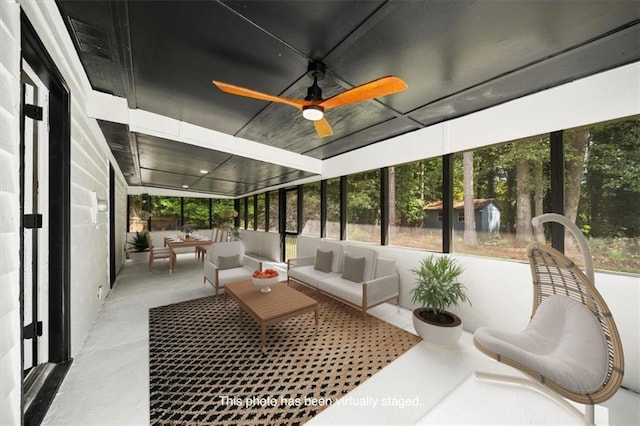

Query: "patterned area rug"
(149, 283), (420, 425)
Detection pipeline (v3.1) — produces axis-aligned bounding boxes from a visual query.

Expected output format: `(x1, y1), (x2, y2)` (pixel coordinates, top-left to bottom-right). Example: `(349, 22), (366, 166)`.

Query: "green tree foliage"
(302, 182), (321, 235)
(582, 118), (640, 237)
(347, 170), (380, 225)
(392, 158), (442, 227)
(212, 199), (236, 229)
(183, 198), (210, 229)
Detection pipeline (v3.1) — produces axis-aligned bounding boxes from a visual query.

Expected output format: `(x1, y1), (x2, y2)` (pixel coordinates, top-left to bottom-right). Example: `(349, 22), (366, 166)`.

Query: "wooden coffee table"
(225, 280), (318, 351)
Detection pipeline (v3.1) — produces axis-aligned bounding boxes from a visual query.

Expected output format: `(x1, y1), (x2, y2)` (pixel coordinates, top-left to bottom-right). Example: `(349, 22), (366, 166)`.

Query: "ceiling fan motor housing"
(305, 83), (323, 101)
(306, 61), (326, 81)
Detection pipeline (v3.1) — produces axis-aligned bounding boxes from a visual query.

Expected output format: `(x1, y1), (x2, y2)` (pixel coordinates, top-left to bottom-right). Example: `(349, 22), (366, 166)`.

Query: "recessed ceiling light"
(182, 185), (189, 188)
(200, 170), (208, 174)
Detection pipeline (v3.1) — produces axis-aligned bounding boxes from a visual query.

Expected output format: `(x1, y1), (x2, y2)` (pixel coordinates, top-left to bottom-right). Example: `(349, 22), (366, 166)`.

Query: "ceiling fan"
(212, 61), (407, 138)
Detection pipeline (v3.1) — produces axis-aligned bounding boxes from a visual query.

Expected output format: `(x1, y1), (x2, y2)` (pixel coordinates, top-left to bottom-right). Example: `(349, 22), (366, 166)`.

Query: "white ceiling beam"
(86, 91), (323, 175)
(127, 185), (233, 199)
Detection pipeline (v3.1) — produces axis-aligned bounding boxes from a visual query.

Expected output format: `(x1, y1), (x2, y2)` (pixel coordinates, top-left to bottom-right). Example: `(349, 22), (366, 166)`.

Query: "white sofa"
(203, 241), (261, 295)
(288, 240), (400, 317)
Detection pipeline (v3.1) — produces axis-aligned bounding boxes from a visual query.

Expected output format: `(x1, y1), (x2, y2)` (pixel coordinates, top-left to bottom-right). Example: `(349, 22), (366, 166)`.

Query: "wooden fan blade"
(212, 80), (309, 110)
(313, 118), (333, 138)
(320, 76), (407, 110)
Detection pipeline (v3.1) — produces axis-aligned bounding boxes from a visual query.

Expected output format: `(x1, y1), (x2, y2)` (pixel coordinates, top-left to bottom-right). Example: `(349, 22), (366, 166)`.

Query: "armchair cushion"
(474, 295), (608, 394)
(341, 255), (366, 283)
(217, 254), (241, 270)
(314, 249), (333, 273)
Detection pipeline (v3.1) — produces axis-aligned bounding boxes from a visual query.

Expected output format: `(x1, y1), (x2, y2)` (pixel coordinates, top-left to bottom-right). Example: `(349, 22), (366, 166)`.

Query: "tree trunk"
(389, 166), (396, 239)
(515, 158), (533, 241)
(532, 160), (545, 242)
(564, 130), (589, 244)
(463, 151), (478, 246)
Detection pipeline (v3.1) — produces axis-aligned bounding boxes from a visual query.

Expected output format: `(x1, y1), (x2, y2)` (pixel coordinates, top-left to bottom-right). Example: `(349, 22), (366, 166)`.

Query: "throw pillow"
(217, 254), (241, 270)
(341, 255), (366, 283)
(314, 249), (333, 273)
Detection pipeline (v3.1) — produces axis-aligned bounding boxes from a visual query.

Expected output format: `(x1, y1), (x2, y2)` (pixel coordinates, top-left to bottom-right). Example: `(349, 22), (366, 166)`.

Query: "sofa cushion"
(344, 245), (378, 281)
(217, 254), (241, 270)
(318, 240), (344, 273)
(314, 249), (333, 273)
(289, 265), (339, 288)
(341, 255), (366, 283)
(318, 277), (363, 306)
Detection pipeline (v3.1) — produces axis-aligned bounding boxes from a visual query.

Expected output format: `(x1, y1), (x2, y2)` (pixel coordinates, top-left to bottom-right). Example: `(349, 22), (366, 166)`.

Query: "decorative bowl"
(251, 276), (279, 293)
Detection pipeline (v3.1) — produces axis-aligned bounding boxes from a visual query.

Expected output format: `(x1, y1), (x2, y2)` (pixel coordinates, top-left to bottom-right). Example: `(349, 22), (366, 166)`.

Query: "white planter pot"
(128, 250), (149, 264)
(412, 309), (462, 345)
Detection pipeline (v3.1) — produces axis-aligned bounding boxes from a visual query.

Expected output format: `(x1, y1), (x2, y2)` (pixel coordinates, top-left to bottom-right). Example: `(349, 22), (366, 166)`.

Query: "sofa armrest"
(364, 273), (399, 306)
(288, 256), (315, 270)
(242, 255), (262, 272)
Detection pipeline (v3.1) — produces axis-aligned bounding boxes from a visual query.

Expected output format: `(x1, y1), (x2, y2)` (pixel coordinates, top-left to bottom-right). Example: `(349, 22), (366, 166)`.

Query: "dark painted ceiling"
(56, 0), (640, 197)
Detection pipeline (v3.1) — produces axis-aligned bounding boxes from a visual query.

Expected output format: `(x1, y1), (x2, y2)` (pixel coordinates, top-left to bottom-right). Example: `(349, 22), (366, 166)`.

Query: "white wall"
(295, 236), (639, 392)
(0, 2), (23, 423)
(19, 1), (128, 357)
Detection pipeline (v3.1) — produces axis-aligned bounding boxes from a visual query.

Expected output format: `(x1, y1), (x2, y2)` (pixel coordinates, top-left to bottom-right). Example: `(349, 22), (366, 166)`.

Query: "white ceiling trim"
(86, 91), (323, 175)
(127, 185), (233, 199)
(323, 62), (640, 180)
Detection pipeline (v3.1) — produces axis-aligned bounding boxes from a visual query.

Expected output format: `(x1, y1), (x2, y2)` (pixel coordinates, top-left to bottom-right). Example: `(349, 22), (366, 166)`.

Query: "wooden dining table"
(164, 237), (213, 272)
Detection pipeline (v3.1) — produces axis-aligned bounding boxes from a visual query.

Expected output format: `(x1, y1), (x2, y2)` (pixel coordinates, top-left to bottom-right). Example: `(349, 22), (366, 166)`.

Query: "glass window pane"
(389, 158), (442, 251)
(302, 182), (321, 236)
(237, 198), (245, 229)
(212, 199), (236, 229)
(183, 198), (210, 230)
(268, 191), (279, 232)
(452, 135), (550, 260)
(285, 190), (298, 233)
(346, 170), (380, 244)
(150, 196), (181, 231)
(565, 116), (640, 273)
(128, 194), (149, 232)
(246, 196), (254, 230)
(256, 194), (265, 231)
(326, 178), (340, 240)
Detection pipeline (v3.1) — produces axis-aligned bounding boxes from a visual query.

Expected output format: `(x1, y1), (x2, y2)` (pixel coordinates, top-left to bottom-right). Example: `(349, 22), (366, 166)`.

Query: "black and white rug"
(149, 284), (420, 425)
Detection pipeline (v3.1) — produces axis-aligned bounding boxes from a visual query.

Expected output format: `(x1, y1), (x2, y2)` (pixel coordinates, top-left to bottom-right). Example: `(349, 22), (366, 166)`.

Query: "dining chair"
(148, 234), (174, 272)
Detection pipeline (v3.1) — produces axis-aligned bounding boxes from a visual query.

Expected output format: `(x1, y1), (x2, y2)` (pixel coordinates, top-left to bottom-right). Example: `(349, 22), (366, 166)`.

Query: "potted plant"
(182, 225), (194, 239)
(410, 254), (471, 345)
(227, 226), (241, 241)
(127, 231), (150, 263)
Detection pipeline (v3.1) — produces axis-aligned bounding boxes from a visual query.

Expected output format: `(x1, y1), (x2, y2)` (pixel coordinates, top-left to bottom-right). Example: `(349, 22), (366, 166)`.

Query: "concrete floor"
(43, 253), (639, 425)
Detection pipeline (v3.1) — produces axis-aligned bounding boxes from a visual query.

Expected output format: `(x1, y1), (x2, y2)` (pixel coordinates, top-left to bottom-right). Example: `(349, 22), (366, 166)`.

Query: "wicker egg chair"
(473, 214), (624, 425)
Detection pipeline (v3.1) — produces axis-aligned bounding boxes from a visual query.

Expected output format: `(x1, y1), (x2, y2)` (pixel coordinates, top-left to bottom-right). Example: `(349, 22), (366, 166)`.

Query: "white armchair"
(203, 241), (262, 295)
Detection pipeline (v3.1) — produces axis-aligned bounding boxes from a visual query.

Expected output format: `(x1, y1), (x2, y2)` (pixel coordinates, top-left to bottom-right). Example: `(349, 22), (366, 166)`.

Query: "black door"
(20, 69), (47, 376)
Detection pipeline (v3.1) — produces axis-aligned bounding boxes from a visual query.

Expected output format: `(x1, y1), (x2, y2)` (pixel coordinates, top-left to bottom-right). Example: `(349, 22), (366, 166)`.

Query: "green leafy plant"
(128, 232), (150, 252)
(410, 255), (470, 315)
(227, 226), (241, 241)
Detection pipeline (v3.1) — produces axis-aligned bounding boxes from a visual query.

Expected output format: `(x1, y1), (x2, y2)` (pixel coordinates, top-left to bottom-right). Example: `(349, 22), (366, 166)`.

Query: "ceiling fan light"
(302, 105), (324, 121)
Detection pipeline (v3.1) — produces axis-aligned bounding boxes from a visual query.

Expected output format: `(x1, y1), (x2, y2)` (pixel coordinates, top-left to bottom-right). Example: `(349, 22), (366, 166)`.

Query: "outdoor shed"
(423, 199), (501, 233)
